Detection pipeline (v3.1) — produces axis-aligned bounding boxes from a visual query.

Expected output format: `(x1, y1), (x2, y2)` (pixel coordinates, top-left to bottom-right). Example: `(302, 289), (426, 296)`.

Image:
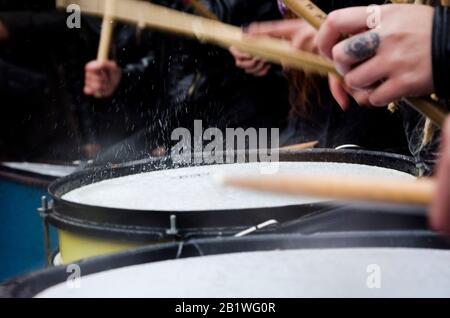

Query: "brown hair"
(282, 11), (323, 119)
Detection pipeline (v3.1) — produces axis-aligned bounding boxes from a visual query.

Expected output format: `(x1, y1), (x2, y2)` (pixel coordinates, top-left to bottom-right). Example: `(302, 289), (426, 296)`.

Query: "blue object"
(0, 179), (58, 283)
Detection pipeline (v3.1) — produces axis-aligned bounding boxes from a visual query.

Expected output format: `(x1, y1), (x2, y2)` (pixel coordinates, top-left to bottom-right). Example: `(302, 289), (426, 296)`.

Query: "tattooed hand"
(317, 4), (434, 107)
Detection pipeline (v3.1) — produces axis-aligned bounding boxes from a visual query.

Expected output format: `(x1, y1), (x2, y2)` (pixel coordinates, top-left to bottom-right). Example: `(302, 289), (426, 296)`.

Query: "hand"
(317, 4), (434, 107)
(82, 143), (101, 159)
(229, 19), (321, 77)
(229, 46), (271, 77)
(246, 19), (320, 55)
(244, 19), (364, 110)
(430, 117), (450, 237)
(0, 20), (8, 40)
(84, 60), (122, 98)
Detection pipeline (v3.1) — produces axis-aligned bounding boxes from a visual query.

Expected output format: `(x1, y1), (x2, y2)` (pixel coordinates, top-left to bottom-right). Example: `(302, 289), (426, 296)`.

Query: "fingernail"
(335, 64), (346, 76)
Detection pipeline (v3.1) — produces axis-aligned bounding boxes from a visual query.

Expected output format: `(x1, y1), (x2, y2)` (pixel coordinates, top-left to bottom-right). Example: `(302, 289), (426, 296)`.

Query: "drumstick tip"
(213, 174), (227, 185)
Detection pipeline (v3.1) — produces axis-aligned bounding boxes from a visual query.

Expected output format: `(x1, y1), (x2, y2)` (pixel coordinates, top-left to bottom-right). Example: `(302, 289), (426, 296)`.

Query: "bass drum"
(47, 149), (420, 263)
(2, 231), (450, 298)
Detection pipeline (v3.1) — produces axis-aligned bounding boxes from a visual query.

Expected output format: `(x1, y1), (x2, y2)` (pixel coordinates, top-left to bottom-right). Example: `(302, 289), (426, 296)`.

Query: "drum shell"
(46, 149), (420, 263)
(0, 164), (65, 282)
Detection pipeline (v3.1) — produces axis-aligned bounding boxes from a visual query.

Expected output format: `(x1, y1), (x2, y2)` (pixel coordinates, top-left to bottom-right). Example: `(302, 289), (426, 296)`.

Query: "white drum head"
(36, 248), (450, 298)
(62, 162), (414, 211)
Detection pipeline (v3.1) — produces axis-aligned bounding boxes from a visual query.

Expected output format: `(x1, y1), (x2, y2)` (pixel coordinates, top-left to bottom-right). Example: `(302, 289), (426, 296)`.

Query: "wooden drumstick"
(283, 0), (326, 29)
(279, 140), (318, 151)
(56, 0), (338, 76)
(97, 0), (115, 61)
(221, 174), (435, 206)
(284, 0), (448, 127)
(183, 0), (219, 20)
(94, 0), (115, 98)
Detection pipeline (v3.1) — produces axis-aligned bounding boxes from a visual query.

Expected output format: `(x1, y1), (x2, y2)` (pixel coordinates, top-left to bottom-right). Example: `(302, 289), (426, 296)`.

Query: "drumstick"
(283, 0), (448, 127)
(55, 0), (337, 76)
(183, 0), (219, 20)
(279, 140), (318, 151)
(283, 0), (326, 29)
(221, 174), (435, 206)
(94, 0), (115, 98)
(97, 0), (115, 61)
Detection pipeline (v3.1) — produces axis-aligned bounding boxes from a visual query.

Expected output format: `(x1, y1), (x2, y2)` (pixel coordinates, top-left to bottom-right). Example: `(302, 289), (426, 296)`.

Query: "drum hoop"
(2, 231), (449, 298)
(46, 149), (419, 240)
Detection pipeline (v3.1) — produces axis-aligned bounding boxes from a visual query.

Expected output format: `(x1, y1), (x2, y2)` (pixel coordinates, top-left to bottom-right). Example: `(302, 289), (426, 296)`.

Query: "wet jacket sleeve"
(0, 11), (67, 40)
(432, 5), (450, 100)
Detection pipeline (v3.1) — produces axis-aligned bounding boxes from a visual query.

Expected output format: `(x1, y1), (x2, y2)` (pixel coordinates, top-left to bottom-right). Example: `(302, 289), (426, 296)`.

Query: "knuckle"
(325, 11), (340, 30)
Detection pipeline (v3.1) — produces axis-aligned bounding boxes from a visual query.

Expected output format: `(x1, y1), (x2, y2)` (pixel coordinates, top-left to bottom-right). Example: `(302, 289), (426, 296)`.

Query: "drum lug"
(166, 214), (179, 236)
(37, 196), (52, 267)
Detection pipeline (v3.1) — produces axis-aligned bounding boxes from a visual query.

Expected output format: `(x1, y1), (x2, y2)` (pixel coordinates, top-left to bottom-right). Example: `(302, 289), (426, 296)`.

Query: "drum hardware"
(166, 215), (179, 237)
(335, 144), (362, 150)
(234, 219), (279, 237)
(72, 160), (94, 169)
(36, 196), (52, 267)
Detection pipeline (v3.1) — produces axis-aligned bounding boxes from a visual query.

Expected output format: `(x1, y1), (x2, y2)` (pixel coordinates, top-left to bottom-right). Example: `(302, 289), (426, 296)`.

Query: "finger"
(332, 31), (380, 74)
(84, 85), (94, 95)
(237, 57), (262, 69)
(344, 56), (388, 89)
(87, 81), (103, 94)
(229, 46), (253, 60)
(85, 60), (105, 72)
(246, 60), (269, 74)
(85, 60), (113, 75)
(350, 88), (372, 106)
(317, 7), (370, 59)
(85, 73), (104, 83)
(84, 82), (103, 95)
(253, 64), (271, 77)
(291, 30), (318, 53)
(328, 75), (350, 110)
(368, 77), (409, 106)
(245, 19), (303, 39)
(85, 76), (108, 88)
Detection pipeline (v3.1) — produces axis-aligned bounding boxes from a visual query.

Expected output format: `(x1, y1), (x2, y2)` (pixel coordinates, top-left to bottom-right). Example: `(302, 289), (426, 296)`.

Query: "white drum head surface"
(36, 248), (450, 298)
(62, 162), (414, 211)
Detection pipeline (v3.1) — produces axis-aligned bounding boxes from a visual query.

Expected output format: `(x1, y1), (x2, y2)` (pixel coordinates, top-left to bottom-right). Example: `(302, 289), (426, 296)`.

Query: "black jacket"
(116, 0), (290, 150)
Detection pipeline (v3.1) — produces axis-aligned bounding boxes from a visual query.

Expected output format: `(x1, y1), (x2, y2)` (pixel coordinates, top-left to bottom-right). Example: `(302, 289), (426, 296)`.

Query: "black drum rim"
(2, 230), (450, 298)
(47, 149), (420, 241)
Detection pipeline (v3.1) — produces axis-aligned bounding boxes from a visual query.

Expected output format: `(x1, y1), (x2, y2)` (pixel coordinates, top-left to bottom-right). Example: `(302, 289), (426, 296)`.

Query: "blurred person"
(83, 0), (290, 160)
(311, 2), (450, 234)
(0, 3), (153, 160)
(0, 1), (82, 161)
(228, 0), (409, 158)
